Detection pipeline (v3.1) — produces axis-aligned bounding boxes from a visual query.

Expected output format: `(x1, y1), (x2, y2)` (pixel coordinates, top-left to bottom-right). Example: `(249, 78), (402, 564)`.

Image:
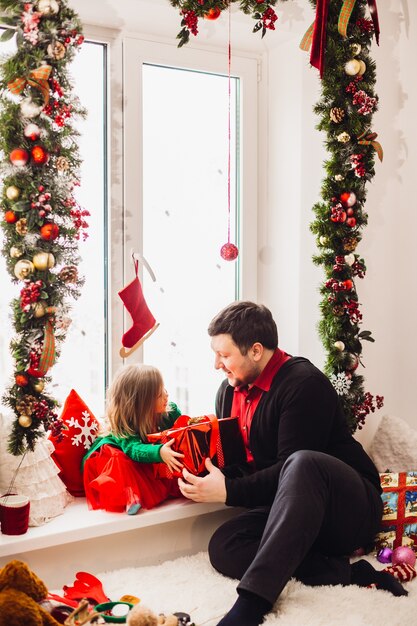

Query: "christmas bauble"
(4, 210), (17, 224)
(344, 59), (361, 76)
(31, 145), (49, 165)
(20, 97), (43, 118)
(377, 547), (393, 564)
(340, 192), (357, 207)
(15, 373), (29, 387)
(24, 123), (41, 141)
(33, 251), (55, 270)
(10, 148), (29, 167)
(220, 242), (239, 261)
(319, 235), (328, 246)
(337, 132), (350, 143)
(37, 0), (60, 14)
(358, 60), (366, 76)
(10, 246), (24, 258)
(40, 223), (59, 241)
(350, 43), (362, 57)
(33, 302), (47, 318)
(333, 341), (345, 352)
(204, 7), (221, 19)
(18, 414), (32, 428)
(6, 185), (20, 200)
(344, 279), (353, 290)
(33, 379), (45, 392)
(346, 217), (357, 228)
(392, 546), (416, 568)
(14, 259), (35, 280)
(344, 253), (355, 266)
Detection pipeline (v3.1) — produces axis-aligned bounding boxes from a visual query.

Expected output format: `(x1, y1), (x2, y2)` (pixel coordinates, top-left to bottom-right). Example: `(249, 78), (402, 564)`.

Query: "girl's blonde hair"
(105, 364), (164, 440)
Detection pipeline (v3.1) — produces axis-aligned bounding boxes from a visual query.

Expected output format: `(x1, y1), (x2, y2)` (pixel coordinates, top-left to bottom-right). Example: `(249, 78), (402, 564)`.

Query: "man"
(178, 301), (406, 626)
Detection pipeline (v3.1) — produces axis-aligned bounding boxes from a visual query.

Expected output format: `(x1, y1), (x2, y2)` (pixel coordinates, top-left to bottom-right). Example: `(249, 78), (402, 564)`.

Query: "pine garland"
(167, 0), (383, 432)
(0, 0), (87, 455)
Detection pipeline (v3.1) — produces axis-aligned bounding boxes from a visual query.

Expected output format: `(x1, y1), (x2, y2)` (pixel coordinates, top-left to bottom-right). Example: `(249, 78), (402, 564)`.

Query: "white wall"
(72, 0), (417, 447)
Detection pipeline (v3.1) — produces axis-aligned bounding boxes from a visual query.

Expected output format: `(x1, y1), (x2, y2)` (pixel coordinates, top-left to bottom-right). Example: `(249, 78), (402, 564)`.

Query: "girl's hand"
(160, 439), (184, 473)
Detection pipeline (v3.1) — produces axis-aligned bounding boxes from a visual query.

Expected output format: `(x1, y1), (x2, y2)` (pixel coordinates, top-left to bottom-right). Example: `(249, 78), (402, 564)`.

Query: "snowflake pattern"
(67, 411), (98, 448)
(330, 372), (352, 396)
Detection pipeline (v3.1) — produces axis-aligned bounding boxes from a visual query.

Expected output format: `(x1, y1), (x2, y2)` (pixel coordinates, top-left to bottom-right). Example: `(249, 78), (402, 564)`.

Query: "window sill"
(0, 497), (228, 559)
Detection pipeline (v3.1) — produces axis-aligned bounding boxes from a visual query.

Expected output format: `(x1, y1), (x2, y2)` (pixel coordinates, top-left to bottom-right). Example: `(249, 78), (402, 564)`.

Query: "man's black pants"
(208, 450), (383, 605)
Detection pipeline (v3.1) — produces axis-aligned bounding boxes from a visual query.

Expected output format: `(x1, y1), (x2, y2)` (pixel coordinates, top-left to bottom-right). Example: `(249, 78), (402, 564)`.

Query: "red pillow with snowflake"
(49, 389), (99, 496)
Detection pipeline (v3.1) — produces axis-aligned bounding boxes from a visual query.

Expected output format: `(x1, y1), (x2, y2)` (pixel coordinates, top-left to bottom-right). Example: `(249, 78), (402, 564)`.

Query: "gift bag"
(375, 471), (417, 551)
(148, 414), (246, 478)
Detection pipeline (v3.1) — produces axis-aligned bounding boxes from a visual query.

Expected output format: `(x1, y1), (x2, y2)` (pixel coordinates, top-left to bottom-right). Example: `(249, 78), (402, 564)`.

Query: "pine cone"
(16, 395), (37, 416)
(343, 237), (358, 252)
(56, 156), (69, 172)
(59, 265), (78, 283)
(332, 305), (345, 317)
(329, 107), (345, 123)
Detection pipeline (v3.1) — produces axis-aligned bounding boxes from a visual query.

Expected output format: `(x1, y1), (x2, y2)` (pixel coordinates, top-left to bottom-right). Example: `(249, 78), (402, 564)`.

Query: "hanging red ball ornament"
(340, 192), (357, 207)
(24, 123), (41, 141)
(204, 7), (221, 19)
(220, 242), (239, 261)
(40, 222), (59, 241)
(4, 210), (17, 224)
(31, 145), (49, 165)
(10, 148), (29, 167)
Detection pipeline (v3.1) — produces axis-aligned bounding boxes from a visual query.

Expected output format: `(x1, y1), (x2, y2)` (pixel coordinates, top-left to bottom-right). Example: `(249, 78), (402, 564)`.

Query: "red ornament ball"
(204, 7), (221, 19)
(220, 242), (239, 261)
(10, 148), (29, 167)
(31, 145), (49, 165)
(4, 210), (17, 224)
(15, 373), (29, 387)
(346, 217), (357, 228)
(40, 222), (59, 241)
(340, 192), (357, 207)
(344, 279), (353, 290)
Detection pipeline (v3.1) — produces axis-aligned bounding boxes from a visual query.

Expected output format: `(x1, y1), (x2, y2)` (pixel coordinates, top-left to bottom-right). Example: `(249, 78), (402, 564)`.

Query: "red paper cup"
(0, 493), (30, 535)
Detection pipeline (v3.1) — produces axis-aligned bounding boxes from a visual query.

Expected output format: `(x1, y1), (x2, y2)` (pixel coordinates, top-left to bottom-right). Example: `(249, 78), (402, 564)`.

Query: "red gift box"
(375, 471), (417, 551)
(148, 414), (246, 478)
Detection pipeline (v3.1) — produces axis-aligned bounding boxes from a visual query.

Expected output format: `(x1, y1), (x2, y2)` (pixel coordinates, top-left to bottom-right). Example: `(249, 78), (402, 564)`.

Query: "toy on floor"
(63, 599), (104, 625)
(0, 559), (62, 626)
(126, 605), (193, 626)
(63, 572), (110, 605)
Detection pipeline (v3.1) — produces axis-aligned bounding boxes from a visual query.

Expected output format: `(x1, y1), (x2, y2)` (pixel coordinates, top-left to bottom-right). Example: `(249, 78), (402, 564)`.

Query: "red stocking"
(118, 259), (158, 357)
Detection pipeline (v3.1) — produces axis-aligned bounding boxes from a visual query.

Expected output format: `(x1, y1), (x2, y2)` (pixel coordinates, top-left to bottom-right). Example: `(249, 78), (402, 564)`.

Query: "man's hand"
(178, 458), (227, 503)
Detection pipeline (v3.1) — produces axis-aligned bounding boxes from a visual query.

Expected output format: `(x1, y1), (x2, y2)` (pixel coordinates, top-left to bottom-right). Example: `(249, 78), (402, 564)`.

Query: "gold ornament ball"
(337, 132), (350, 144)
(344, 59), (361, 76)
(10, 246), (24, 258)
(33, 251), (55, 270)
(350, 43), (362, 57)
(358, 60), (366, 76)
(37, 0), (60, 14)
(334, 341), (345, 352)
(319, 235), (328, 246)
(18, 415), (32, 428)
(6, 185), (20, 200)
(33, 302), (47, 318)
(33, 380), (45, 392)
(14, 259), (35, 280)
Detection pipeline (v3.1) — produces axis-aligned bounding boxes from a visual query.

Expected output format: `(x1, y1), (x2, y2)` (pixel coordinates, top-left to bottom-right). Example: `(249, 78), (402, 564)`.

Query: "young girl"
(82, 364), (184, 514)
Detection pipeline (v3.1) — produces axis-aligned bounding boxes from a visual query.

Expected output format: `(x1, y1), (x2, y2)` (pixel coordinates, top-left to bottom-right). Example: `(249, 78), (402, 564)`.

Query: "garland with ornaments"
(168, 0), (383, 432)
(0, 0), (87, 455)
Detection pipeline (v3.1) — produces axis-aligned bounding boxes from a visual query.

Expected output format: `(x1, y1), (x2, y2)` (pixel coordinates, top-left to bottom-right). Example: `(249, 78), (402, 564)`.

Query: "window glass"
(142, 64), (239, 415)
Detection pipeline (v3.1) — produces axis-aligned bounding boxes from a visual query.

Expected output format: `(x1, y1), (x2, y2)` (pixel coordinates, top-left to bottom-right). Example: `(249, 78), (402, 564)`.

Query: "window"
(123, 39), (258, 414)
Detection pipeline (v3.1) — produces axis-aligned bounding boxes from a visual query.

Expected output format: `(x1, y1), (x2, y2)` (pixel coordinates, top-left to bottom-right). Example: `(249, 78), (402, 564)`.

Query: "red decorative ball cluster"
(20, 280), (43, 311)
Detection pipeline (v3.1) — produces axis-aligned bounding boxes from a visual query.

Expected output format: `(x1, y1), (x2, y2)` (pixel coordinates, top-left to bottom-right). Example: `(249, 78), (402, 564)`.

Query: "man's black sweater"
(215, 356), (381, 508)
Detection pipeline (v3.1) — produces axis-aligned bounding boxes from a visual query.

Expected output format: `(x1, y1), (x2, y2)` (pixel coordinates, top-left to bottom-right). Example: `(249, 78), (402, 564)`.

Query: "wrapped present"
(148, 414), (246, 478)
(375, 471), (417, 551)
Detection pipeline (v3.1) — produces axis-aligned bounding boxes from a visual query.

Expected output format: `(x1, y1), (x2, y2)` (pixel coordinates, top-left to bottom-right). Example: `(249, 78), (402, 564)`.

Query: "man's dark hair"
(208, 301), (278, 354)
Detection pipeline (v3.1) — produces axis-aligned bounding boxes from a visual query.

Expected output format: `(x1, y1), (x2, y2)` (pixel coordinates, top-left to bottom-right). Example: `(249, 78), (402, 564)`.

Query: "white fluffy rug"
(97, 552), (416, 626)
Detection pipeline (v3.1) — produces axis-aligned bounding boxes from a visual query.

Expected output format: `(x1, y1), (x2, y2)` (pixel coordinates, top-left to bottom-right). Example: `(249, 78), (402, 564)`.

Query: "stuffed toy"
(0, 559), (62, 626)
(126, 604), (178, 626)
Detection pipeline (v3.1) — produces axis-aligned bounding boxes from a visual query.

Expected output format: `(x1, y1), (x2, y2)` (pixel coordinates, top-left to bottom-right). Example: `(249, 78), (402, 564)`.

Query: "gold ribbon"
(38, 317), (56, 375)
(358, 131), (383, 162)
(338, 0), (356, 38)
(8, 65), (52, 104)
